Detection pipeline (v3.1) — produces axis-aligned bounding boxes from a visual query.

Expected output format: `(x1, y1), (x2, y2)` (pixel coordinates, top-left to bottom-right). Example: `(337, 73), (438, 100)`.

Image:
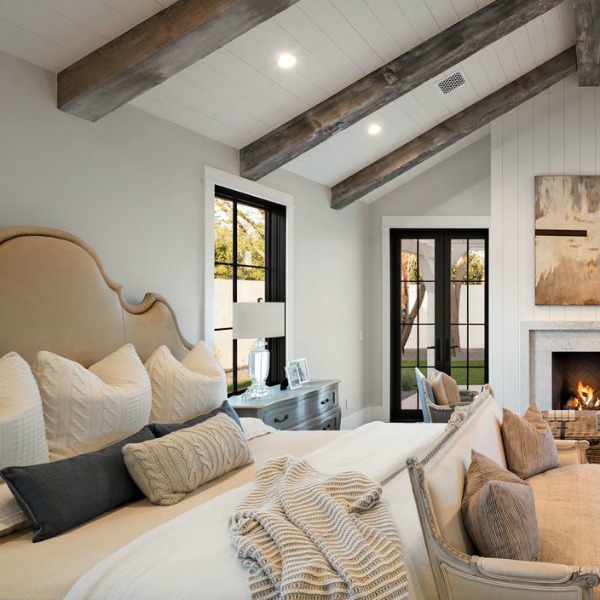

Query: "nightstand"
(230, 379), (341, 431)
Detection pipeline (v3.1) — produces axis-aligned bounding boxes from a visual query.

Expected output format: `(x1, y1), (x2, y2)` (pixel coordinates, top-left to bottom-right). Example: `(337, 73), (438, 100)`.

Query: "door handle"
(426, 340), (441, 361)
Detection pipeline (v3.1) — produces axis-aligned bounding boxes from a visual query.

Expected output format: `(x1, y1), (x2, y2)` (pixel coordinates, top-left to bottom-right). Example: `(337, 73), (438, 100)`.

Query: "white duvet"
(66, 421), (445, 600)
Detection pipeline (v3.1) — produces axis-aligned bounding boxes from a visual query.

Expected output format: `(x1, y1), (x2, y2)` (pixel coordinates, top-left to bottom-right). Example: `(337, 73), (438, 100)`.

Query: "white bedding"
(67, 421), (445, 600)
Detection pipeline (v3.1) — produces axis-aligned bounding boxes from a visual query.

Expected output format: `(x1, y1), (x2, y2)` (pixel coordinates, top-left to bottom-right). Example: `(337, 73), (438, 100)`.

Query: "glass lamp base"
(241, 383), (271, 399)
(241, 341), (270, 399)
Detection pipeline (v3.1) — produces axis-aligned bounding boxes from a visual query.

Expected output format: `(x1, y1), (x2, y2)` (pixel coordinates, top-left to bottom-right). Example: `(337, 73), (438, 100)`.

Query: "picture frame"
(288, 358), (309, 384)
(285, 364), (302, 390)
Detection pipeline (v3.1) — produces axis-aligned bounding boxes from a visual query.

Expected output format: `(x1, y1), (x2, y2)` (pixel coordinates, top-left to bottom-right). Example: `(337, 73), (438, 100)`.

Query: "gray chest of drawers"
(230, 379), (341, 431)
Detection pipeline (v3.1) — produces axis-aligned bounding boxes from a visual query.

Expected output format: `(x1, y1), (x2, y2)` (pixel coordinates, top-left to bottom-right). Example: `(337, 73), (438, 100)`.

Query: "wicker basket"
(544, 411), (600, 464)
(587, 442), (600, 464)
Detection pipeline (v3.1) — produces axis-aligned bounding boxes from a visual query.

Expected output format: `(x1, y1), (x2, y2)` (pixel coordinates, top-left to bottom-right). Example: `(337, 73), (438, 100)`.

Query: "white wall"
(264, 169), (367, 421)
(490, 73), (600, 413)
(0, 50), (368, 422)
(367, 136), (492, 414)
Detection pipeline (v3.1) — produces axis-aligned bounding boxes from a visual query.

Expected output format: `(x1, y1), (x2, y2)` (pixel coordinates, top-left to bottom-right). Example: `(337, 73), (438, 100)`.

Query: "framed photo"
(288, 358), (309, 384)
(285, 364), (302, 390)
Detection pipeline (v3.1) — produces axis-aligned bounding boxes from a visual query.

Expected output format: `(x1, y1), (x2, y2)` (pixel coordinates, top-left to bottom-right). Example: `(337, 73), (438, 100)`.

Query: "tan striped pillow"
(429, 369), (460, 406)
(462, 451), (539, 561)
(122, 412), (253, 505)
(502, 404), (559, 479)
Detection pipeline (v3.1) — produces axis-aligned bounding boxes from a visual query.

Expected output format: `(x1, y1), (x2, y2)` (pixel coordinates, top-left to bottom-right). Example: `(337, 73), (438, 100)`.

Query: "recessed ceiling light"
(277, 53), (297, 69)
(368, 124), (382, 135)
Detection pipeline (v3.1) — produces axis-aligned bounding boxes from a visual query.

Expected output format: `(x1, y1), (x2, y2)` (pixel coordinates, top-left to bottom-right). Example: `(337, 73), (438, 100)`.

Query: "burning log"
(564, 380), (600, 410)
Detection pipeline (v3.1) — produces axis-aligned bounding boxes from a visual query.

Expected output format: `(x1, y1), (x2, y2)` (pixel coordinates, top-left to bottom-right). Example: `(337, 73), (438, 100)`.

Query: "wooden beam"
(331, 48), (577, 210)
(57, 0), (300, 122)
(574, 0), (600, 86)
(240, 0), (564, 180)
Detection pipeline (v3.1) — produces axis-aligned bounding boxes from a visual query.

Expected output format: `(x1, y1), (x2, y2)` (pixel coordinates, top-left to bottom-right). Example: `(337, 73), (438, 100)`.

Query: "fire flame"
(565, 380), (600, 410)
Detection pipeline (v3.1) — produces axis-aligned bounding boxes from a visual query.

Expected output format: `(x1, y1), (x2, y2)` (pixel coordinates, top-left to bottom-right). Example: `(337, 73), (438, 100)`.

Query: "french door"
(390, 229), (488, 421)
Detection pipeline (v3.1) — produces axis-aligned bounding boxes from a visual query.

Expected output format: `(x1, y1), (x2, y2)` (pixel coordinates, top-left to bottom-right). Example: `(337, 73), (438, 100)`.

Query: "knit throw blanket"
(229, 456), (410, 600)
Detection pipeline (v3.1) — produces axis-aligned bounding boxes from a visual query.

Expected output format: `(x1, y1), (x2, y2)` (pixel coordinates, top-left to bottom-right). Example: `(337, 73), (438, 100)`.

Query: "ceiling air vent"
(435, 69), (467, 95)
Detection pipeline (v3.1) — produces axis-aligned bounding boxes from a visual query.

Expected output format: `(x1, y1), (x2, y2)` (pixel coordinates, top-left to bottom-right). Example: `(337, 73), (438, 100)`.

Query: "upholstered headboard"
(0, 226), (193, 366)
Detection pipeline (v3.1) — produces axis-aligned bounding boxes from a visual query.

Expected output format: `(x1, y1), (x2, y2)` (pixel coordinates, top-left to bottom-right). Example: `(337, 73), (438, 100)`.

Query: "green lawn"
(400, 359), (485, 390)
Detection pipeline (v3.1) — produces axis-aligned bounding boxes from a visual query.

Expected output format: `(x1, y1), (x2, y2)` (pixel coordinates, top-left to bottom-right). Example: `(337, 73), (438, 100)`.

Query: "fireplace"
(552, 352), (600, 409)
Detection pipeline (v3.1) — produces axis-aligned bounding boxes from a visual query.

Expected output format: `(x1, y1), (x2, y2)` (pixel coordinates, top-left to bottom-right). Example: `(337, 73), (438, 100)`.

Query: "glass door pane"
(449, 237), (487, 390)
(393, 236), (437, 419)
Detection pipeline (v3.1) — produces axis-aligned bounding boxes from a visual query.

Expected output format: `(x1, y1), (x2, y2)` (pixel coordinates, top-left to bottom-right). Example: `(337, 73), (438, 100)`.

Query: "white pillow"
(145, 342), (227, 423)
(0, 351), (48, 468)
(0, 351), (48, 537)
(35, 344), (151, 460)
(0, 483), (28, 537)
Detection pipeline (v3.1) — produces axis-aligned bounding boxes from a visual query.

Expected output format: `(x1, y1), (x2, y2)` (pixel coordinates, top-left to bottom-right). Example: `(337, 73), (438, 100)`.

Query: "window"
(213, 186), (286, 394)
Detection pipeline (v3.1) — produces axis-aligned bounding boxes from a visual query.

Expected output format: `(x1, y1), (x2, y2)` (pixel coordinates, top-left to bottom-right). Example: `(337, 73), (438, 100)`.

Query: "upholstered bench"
(408, 390), (600, 600)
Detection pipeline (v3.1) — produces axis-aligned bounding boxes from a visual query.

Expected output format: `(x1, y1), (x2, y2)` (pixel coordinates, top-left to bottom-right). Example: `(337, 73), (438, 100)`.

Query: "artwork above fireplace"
(552, 351), (600, 410)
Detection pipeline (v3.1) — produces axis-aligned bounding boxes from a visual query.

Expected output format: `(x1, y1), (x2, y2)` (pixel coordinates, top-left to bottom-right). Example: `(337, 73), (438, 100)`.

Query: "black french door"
(390, 229), (488, 421)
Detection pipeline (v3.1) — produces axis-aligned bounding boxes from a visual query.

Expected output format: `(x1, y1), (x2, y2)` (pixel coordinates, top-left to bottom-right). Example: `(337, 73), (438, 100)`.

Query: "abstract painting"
(535, 175), (600, 305)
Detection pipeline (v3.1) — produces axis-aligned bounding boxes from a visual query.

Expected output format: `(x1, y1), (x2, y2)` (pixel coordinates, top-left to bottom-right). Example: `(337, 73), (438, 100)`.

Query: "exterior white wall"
(0, 50), (367, 423)
(367, 136), (492, 416)
(490, 73), (600, 413)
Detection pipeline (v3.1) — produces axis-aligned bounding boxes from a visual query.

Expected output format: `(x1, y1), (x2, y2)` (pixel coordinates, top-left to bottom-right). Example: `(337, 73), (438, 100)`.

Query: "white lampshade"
(232, 302), (285, 339)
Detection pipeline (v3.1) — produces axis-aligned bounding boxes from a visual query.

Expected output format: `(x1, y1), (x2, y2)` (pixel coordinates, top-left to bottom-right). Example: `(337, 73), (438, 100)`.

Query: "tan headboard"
(0, 226), (193, 366)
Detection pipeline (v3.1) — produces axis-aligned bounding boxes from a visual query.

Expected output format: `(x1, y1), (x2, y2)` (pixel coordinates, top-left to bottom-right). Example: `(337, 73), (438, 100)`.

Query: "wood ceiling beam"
(240, 0), (564, 181)
(330, 47), (577, 210)
(57, 0), (300, 122)
(574, 0), (600, 86)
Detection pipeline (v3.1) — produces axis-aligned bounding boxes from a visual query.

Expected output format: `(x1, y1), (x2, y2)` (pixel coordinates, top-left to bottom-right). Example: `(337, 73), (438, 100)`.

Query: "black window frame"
(213, 185), (286, 395)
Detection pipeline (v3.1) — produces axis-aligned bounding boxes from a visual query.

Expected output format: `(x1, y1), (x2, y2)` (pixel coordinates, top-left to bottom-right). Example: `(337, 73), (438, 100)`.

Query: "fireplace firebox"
(552, 352), (600, 409)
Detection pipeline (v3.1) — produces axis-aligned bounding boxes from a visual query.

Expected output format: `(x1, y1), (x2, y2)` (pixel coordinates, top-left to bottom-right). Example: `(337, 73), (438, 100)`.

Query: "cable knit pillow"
(428, 369), (461, 406)
(35, 344), (151, 461)
(123, 412), (253, 506)
(502, 404), (559, 479)
(462, 451), (539, 561)
(148, 400), (242, 437)
(0, 352), (48, 537)
(145, 342), (227, 423)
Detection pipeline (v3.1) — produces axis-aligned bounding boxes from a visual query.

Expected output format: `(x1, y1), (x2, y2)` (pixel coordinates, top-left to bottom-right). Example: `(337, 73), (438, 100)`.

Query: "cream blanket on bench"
(230, 456), (410, 600)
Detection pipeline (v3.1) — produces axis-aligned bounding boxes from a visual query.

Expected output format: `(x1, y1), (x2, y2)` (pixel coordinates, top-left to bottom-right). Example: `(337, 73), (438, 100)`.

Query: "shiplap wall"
(490, 72), (600, 412)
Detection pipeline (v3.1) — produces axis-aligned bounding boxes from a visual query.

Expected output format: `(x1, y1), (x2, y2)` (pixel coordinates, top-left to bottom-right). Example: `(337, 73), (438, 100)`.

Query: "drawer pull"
(320, 397), (331, 406)
(274, 414), (289, 424)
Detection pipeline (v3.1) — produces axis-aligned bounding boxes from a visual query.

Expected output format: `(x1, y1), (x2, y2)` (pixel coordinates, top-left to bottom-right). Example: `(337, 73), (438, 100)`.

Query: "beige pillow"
(502, 404), (559, 479)
(145, 343), (227, 423)
(429, 369), (460, 406)
(123, 412), (252, 505)
(35, 344), (151, 460)
(462, 451), (539, 561)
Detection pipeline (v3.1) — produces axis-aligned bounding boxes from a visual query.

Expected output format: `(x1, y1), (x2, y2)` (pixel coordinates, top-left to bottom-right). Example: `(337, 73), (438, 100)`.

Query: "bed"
(0, 226), (445, 599)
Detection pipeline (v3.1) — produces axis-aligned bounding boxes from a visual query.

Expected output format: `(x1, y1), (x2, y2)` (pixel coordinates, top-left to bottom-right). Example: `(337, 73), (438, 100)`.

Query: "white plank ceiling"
(0, 0), (576, 203)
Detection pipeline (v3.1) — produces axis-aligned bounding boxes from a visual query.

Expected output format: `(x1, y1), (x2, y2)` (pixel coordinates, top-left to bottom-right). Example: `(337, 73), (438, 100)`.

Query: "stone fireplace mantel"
(520, 322), (600, 410)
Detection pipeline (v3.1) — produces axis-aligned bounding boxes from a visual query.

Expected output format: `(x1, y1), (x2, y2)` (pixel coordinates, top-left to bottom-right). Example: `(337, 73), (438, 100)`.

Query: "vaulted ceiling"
(0, 0), (587, 205)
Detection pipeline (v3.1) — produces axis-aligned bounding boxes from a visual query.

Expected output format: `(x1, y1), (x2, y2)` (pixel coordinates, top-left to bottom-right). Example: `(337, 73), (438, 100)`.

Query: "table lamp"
(232, 301), (285, 398)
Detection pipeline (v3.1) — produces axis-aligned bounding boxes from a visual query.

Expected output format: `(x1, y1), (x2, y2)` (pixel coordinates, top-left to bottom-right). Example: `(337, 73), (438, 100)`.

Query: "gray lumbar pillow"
(1, 427), (154, 542)
(462, 450), (539, 561)
(123, 412), (253, 506)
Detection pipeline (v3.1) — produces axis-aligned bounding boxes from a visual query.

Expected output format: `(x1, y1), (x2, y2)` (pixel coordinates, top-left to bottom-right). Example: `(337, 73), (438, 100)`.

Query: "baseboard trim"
(341, 406), (385, 430)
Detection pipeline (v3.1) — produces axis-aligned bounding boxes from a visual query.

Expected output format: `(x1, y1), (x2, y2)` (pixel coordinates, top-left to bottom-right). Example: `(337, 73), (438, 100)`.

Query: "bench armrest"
(554, 439), (589, 465)
(473, 557), (600, 596)
(477, 557), (576, 583)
